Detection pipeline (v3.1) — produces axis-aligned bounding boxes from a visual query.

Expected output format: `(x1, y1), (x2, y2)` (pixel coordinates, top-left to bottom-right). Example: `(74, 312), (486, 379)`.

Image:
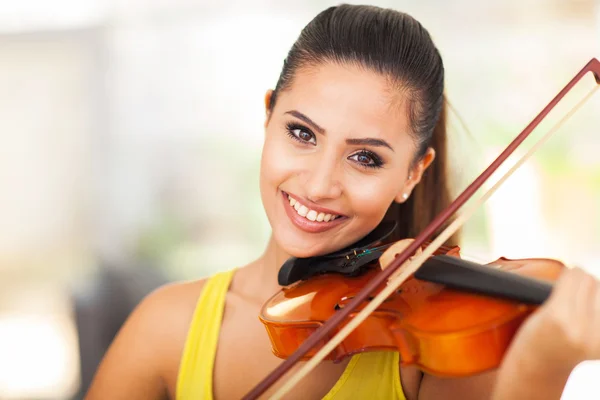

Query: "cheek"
(345, 174), (400, 220)
(260, 133), (296, 191)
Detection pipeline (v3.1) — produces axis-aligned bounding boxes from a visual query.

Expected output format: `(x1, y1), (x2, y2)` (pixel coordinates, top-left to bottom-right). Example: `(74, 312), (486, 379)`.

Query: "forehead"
(276, 62), (412, 143)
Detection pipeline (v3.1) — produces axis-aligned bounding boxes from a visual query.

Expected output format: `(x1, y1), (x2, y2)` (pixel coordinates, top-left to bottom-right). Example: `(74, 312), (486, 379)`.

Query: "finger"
(544, 267), (585, 328)
(571, 268), (595, 338)
(588, 274), (600, 358)
(552, 267), (597, 354)
(547, 266), (580, 307)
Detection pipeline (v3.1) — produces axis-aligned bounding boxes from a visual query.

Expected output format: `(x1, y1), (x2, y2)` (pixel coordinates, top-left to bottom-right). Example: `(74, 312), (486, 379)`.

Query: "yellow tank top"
(176, 269), (406, 399)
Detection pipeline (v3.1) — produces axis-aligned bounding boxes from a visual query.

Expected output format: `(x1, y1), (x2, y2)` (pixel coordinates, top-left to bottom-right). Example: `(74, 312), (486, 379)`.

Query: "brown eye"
(286, 123), (316, 145)
(296, 129), (314, 142)
(348, 150), (384, 169)
(356, 153), (373, 164)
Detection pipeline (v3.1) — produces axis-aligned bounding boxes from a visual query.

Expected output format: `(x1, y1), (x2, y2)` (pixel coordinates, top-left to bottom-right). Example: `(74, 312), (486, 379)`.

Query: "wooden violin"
(243, 58), (600, 399)
(260, 240), (564, 377)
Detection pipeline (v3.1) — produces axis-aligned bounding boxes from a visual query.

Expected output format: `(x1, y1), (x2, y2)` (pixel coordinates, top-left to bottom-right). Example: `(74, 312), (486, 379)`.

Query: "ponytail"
(384, 99), (460, 246)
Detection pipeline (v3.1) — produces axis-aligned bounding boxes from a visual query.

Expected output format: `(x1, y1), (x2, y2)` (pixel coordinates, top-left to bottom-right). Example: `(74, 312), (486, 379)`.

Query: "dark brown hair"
(268, 4), (459, 246)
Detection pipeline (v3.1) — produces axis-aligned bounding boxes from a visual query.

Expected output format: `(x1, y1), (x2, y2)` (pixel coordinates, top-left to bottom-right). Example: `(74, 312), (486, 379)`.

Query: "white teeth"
(288, 194), (340, 223)
(298, 205), (308, 217)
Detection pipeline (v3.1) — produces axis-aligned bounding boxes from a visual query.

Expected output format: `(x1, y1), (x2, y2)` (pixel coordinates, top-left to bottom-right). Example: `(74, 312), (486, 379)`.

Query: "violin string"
(268, 85), (599, 400)
(361, 241), (453, 257)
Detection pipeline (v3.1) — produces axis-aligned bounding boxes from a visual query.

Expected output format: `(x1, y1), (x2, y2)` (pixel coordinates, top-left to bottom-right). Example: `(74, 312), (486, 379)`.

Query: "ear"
(394, 147), (436, 203)
(264, 89), (274, 128)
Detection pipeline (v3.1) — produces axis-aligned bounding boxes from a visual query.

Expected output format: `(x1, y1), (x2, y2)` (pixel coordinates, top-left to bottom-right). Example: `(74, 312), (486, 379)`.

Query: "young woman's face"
(260, 62), (433, 258)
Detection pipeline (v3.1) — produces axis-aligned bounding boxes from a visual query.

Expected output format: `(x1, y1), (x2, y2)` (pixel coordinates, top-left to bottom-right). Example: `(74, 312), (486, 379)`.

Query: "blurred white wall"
(0, 1), (598, 398)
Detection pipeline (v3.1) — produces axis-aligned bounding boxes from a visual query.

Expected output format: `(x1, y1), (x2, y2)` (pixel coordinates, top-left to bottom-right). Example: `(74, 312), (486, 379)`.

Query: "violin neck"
(414, 255), (552, 304)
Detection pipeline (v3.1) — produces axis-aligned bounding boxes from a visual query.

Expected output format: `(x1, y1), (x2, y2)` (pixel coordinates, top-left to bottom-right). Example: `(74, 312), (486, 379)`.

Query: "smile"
(281, 191), (347, 234)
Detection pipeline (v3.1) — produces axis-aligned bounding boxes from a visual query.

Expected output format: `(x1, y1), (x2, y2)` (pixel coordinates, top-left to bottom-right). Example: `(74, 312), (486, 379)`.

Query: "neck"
(235, 234), (292, 304)
(261, 234), (293, 290)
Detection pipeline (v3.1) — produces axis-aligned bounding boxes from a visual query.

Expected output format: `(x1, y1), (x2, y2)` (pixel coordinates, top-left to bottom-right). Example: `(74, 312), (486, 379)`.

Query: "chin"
(273, 229), (337, 259)
(274, 228), (370, 260)
(277, 237), (330, 259)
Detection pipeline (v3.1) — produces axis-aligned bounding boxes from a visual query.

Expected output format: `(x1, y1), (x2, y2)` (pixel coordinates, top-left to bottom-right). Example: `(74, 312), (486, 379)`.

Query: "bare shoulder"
(141, 278), (208, 327)
(135, 279), (209, 359)
(86, 278), (208, 400)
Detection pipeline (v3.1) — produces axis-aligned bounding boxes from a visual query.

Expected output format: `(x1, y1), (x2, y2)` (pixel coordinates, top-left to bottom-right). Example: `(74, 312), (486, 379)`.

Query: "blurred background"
(0, 0), (599, 399)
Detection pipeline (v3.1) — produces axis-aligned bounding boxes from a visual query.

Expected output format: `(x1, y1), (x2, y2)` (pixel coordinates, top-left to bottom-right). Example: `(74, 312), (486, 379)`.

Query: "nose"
(304, 155), (343, 202)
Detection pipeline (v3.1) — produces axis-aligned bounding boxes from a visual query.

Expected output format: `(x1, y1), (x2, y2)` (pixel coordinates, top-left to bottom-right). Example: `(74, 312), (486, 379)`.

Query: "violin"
(260, 239), (564, 377)
(243, 58), (600, 399)
(259, 241), (461, 362)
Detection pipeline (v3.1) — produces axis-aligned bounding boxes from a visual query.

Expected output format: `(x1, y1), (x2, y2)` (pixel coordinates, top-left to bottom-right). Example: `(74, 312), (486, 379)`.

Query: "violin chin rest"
(277, 221), (397, 286)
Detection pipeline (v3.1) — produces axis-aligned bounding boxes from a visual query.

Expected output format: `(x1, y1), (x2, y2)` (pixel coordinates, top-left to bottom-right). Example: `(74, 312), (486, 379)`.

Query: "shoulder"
(125, 278), (211, 373)
(141, 279), (208, 325)
(86, 278), (209, 399)
(125, 278), (209, 342)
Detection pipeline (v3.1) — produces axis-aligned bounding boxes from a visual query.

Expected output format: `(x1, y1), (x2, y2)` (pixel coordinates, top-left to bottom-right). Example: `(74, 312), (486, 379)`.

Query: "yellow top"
(176, 269), (406, 399)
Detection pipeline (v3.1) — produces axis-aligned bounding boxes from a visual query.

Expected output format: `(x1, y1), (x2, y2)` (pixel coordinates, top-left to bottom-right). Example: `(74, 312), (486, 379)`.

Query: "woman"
(86, 4), (600, 399)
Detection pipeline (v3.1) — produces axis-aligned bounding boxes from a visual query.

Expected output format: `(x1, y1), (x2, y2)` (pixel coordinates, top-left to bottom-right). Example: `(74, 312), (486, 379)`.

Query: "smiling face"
(260, 62), (435, 258)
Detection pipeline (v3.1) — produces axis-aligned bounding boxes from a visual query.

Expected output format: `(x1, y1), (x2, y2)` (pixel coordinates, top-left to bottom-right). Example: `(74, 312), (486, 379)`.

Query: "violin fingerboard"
(414, 255), (552, 304)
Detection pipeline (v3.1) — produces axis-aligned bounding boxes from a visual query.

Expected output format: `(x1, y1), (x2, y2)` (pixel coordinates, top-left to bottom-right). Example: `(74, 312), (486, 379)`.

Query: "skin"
(86, 62), (600, 400)
(492, 266), (600, 400)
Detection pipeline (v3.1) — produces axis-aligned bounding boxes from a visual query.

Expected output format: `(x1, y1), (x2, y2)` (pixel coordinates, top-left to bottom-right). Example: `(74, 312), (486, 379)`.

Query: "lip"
(281, 191), (347, 234)
(284, 192), (346, 217)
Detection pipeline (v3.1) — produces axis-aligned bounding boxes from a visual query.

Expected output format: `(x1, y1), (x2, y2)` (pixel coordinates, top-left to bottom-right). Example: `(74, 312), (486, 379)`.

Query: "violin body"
(259, 245), (565, 377)
(261, 267), (405, 361)
(388, 255), (564, 377)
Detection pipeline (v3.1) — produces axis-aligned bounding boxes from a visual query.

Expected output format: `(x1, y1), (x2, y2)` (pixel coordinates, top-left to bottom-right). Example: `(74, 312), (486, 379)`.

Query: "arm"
(490, 266), (600, 400)
(491, 356), (571, 400)
(417, 364), (570, 400)
(417, 370), (497, 400)
(85, 281), (202, 400)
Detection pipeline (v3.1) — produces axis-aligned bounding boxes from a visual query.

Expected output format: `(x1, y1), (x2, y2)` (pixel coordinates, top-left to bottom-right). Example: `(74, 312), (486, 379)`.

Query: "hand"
(493, 266), (600, 399)
(508, 266), (600, 373)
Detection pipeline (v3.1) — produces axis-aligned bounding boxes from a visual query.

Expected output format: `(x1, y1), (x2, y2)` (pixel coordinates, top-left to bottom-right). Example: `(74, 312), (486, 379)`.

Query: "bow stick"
(243, 57), (600, 400)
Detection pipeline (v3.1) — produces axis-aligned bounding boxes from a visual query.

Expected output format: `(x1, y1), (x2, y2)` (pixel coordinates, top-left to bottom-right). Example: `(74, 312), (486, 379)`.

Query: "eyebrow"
(346, 138), (394, 152)
(285, 110), (325, 134)
(285, 109), (395, 152)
